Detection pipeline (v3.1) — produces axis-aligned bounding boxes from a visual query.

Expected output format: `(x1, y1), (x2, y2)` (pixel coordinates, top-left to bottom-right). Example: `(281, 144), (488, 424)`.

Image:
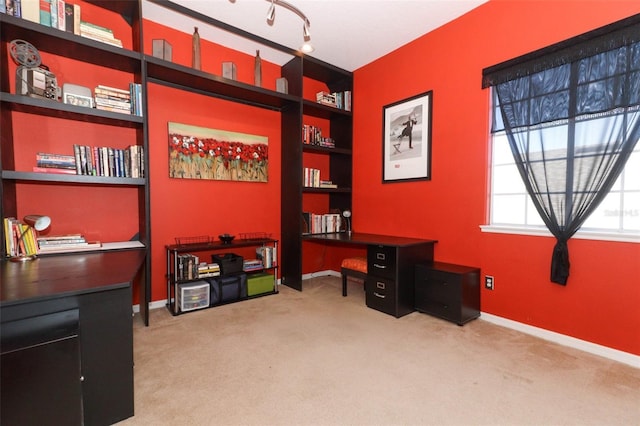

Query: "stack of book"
(3, 217), (38, 258)
(319, 180), (337, 189)
(198, 261), (221, 278)
(80, 20), (122, 47)
(315, 90), (352, 111)
(94, 85), (132, 114)
(37, 234), (101, 253)
(243, 259), (264, 272)
(33, 152), (77, 174)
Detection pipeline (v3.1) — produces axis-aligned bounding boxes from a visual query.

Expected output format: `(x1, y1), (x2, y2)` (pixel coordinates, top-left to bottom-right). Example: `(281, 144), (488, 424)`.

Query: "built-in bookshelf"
(1, 0), (353, 320)
(281, 56), (353, 291)
(0, 0), (151, 324)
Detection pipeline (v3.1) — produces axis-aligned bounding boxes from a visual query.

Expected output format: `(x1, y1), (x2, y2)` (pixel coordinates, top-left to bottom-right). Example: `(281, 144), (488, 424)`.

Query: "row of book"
(302, 124), (335, 148)
(175, 253), (275, 281)
(176, 254), (222, 281)
(302, 212), (343, 235)
(316, 90), (352, 111)
(0, 0), (122, 47)
(95, 84), (143, 116)
(303, 167), (336, 188)
(2, 218), (100, 258)
(255, 246), (277, 268)
(33, 145), (144, 178)
(3, 217), (37, 258)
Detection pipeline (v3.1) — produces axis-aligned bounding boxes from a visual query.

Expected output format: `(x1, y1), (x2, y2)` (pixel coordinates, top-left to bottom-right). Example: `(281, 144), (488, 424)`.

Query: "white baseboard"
(480, 312), (639, 368)
(302, 270), (340, 280)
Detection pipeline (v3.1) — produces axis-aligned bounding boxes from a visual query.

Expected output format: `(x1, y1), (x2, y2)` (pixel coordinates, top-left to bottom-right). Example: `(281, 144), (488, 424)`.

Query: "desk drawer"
(367, 245), (396, 279)
(365, 277), (396, 316)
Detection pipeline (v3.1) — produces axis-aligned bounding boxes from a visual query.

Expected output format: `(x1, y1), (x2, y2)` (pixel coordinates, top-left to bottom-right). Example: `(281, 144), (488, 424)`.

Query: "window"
(482, 15), (640, 284)
(489, 89), (640, 240)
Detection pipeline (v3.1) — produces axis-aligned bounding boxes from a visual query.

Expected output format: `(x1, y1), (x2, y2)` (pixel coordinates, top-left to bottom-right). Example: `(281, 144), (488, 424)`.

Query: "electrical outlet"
(485, 275), (494, 290)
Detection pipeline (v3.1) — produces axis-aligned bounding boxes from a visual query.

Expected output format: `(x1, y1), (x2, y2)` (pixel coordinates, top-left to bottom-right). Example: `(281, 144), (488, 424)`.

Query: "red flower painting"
(168, 122), (268, 182)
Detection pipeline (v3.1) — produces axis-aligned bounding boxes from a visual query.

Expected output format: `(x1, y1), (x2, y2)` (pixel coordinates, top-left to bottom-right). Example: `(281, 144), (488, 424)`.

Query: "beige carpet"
(121, 276), (640, 425)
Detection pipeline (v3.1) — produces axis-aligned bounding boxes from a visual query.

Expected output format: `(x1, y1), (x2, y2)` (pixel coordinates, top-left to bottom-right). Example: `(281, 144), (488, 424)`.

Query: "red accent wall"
(352, 0), (640, 355)
(144, 21), (282, 307)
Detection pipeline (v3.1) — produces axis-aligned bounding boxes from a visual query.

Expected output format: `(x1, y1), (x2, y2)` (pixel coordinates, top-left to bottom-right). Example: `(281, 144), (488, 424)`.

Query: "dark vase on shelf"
(192, 27), (201, 70)
(254, 50), (262, 87)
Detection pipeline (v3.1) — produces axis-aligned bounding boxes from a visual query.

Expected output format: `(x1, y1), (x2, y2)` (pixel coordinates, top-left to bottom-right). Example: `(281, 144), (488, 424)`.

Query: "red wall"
(352, 0), (640, 355)
(144, 21), (283, 306)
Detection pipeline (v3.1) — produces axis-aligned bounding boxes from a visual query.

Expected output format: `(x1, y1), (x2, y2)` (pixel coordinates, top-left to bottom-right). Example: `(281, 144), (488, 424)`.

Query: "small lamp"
(10, 215), (51, 262)
(342, 210), (352, 236)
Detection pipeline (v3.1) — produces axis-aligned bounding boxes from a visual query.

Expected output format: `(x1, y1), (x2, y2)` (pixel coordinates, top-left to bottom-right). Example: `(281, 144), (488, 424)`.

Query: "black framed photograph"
(382, 90), (432, 182)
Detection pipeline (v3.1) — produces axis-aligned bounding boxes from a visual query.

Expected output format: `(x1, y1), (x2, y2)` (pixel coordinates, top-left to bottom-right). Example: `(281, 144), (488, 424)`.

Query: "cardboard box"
(247, 273), (274, 296)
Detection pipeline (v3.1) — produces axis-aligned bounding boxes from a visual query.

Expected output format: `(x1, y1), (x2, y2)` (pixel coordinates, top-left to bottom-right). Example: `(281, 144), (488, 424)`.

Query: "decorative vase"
(254, 50), (262, 87)
(192, 27), (201, 70)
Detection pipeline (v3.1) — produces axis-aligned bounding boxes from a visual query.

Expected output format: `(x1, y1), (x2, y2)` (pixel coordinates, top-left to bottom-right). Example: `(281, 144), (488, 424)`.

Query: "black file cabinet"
(366, 242), (434, 318)
(414, 262), (480, 325)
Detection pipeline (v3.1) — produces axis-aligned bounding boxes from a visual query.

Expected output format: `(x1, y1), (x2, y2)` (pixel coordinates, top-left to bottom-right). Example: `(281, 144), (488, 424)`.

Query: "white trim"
(480, 224), (639, 243)
(481, 312), (640, 368)
(302, 270), (340, 280)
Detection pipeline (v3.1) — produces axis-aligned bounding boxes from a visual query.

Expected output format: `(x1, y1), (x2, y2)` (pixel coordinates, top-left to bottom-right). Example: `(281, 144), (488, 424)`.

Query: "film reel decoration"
(9, 39), (42, 68)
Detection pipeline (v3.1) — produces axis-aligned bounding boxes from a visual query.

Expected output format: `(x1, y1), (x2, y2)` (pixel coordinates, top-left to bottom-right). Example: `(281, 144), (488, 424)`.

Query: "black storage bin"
(207, 274), (247, 306)
(212, 253), (244, 275)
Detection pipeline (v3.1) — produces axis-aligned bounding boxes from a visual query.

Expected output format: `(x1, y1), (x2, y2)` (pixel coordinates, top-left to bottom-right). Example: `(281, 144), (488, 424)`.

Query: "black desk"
(305, 232), (437, 317)
(1, 249), (145, 426)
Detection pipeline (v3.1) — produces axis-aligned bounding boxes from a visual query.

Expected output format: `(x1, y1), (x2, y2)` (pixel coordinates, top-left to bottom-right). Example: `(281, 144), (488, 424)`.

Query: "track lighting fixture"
(231, 0), (313, 53)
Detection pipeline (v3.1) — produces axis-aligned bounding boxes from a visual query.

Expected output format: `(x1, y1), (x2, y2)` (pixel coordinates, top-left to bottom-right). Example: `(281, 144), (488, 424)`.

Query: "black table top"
(303, 232), (437, 247)
(1, 249), (146, 306)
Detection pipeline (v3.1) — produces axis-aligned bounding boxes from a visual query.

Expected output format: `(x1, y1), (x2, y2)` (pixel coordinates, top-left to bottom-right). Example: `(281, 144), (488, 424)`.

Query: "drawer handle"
(374, 263), (387, 269)
(374, 292), (386, 299)
(376, 281), (385, 289)
(376, 253), (386, 260)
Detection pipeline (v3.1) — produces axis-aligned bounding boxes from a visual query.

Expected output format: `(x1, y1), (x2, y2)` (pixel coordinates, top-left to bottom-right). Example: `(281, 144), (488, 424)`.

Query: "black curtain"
(483, 15), (640, 285)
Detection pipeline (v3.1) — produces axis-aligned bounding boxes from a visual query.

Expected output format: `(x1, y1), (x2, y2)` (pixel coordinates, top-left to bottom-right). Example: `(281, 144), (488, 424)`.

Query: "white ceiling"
(142, 0), (488, 72)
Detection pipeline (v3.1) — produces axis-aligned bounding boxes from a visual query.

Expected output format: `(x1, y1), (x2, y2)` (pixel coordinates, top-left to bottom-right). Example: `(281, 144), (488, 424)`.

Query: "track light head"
(266, 0), (276, 25)
(302, 19), (311, 41)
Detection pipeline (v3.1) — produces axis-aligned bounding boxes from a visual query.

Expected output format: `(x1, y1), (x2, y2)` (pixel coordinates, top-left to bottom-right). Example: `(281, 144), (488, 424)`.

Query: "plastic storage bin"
(177, 281), (210, 312)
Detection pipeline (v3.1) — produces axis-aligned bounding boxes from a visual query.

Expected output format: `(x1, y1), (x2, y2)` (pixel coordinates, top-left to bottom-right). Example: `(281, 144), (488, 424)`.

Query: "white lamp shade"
(24, 215), (51, 231)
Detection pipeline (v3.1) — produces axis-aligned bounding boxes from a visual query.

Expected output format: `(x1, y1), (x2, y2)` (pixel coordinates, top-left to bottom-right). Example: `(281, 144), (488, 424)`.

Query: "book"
(39, 0), (51, 26)
(63, 1), (73, 32)
(38, 241), (101, 253)
(49, 0), (56, 28)
(33, 166), (77, 174)
(21, 0), (39, 22)
(37, 233), (84, 241)
(80, 20), (113, 36)
(56, 0), (65, 30)
(72, 3), (79, 34)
